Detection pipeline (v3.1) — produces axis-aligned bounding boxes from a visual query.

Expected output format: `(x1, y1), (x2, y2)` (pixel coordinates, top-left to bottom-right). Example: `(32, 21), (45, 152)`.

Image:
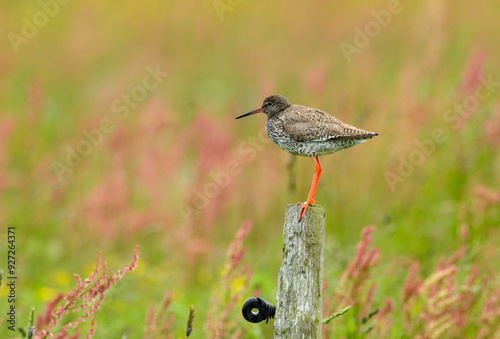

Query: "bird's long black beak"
(235, 107), (263, 119)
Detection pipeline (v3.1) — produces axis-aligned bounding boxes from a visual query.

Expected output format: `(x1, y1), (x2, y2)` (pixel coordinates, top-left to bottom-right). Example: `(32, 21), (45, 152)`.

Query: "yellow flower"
(84, 261), (99, 276)
(55, 271), (71, 286)
(131, 260), (145, 275)
(38, 286), (57, 302)
(231, 276), (245, 296)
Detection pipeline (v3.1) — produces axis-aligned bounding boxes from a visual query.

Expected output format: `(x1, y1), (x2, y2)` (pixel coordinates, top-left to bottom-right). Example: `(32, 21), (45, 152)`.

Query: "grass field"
(1, 0), (500, 338)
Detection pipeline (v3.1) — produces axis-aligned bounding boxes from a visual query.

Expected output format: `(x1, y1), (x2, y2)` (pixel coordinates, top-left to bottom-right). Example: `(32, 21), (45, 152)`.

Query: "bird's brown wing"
(284, 121), (343, 142)
(283, 106), (375, 142)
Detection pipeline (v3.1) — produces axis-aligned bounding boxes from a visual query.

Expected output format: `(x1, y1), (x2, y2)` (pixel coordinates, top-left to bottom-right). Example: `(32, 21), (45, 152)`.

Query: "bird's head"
(236, 94), (291, 120)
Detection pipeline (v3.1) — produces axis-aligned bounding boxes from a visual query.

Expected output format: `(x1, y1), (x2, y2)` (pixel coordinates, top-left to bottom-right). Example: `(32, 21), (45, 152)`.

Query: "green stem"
(322, 305), (352, 325)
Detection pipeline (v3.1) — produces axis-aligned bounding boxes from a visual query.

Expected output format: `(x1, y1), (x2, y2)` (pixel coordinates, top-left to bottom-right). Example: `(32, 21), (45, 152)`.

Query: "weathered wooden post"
(274, 204), (325, 338)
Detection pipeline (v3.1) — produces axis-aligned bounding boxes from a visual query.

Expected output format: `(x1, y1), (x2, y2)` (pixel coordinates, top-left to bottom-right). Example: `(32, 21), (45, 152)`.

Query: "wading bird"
(236, 94), (378, 221)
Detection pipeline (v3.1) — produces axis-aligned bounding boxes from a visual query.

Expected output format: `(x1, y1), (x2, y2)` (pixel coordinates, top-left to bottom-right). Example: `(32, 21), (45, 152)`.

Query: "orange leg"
(299, 156), (322, 221)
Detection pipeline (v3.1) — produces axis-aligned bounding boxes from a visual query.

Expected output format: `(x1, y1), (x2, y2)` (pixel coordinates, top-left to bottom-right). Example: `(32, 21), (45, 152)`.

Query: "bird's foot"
(298, 200), (316, 221)
(297, 199), (316, 205)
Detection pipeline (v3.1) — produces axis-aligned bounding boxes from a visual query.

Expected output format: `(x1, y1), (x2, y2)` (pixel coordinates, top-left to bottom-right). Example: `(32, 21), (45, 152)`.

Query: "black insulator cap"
(241, 297), (276, 324)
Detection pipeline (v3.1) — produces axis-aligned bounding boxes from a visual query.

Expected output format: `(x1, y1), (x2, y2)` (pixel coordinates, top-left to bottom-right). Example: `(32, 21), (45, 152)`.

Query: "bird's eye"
(267, 102), (273, 107)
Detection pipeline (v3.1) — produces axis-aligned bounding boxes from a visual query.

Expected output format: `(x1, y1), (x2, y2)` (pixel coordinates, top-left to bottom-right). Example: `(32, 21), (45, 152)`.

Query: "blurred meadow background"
(1, 0), (500, 338)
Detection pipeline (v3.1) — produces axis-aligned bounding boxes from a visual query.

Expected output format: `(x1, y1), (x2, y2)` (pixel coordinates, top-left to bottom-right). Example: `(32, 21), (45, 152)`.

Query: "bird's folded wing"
(283, 122), (344, 142)
(283, 107), (375, 142)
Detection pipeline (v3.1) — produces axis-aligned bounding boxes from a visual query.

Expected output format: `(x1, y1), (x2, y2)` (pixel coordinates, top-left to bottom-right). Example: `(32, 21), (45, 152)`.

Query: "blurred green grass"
(1, 0), (500, 337)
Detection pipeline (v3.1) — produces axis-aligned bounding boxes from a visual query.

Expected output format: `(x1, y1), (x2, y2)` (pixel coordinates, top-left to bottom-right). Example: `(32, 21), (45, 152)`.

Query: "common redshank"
(236, 94), (378, 221)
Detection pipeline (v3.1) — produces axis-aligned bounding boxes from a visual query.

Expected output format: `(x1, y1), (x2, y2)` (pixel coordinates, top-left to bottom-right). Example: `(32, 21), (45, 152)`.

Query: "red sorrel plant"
(188, 114), (234, 230)
(473, 185), (500, 211)
(478, 288), (500, 338)
(322, 226), (500, 338)
(457, 51), (486, 99)
(143, 220), (254, 339)
(335, 226), (380, 309)
(34, 245), (139, 338)
(78, 99), (185, 241)
(323, 226), (391, 338)
(205, 220), (254, 339)
(455, 50), (486, 129)
(484, 103), (500, 145)
(0, 116), (14, 197)
(402, 246), (482, 338)
(145, 291), (175, 339)
(144, 290), (196, 339)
